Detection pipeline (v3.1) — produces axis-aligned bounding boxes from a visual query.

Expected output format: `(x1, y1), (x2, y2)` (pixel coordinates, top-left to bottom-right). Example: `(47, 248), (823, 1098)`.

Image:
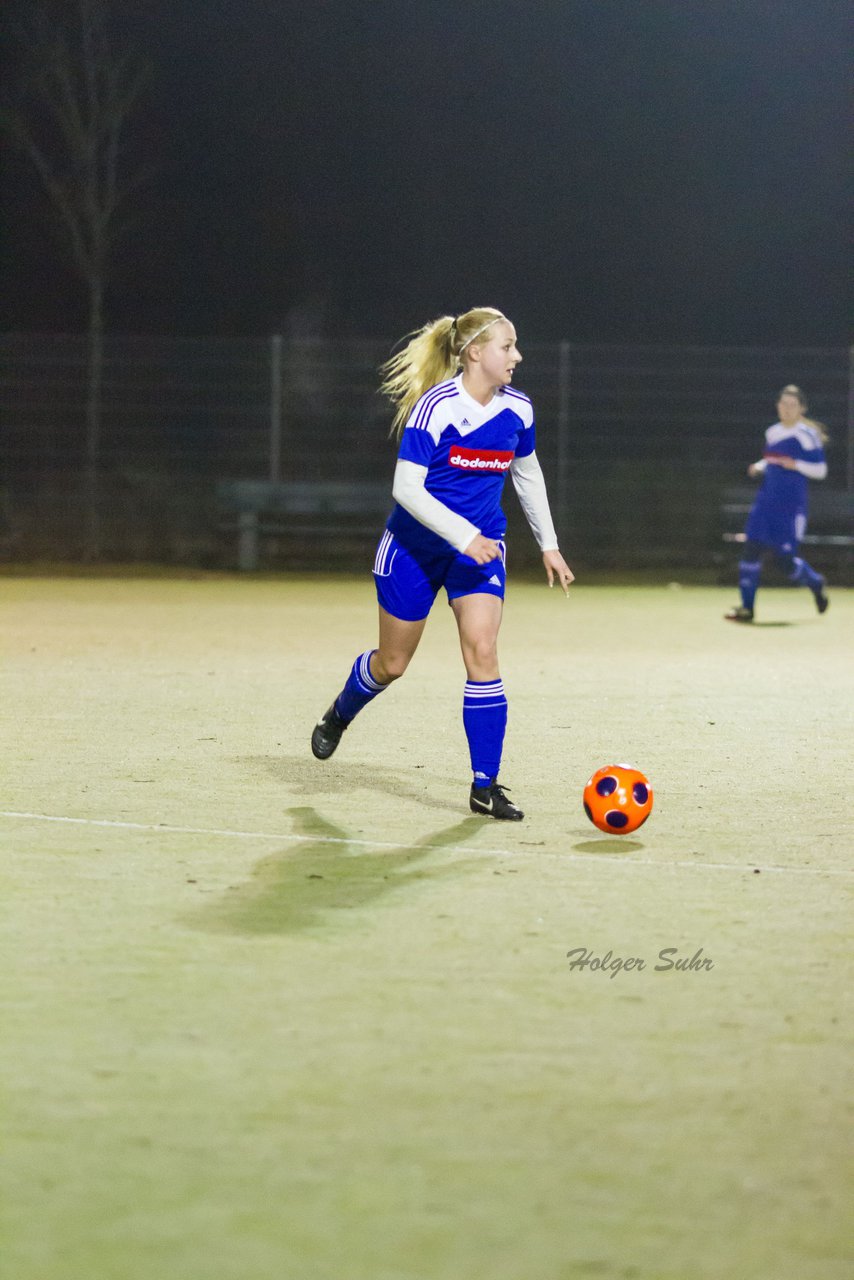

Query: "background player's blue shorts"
(372, 529), (506, 621)
(745, 502), (806, 555)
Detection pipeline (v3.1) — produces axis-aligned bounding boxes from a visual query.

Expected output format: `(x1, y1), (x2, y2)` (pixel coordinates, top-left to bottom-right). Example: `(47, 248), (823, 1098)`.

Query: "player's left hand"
(543, 549), (575, 595)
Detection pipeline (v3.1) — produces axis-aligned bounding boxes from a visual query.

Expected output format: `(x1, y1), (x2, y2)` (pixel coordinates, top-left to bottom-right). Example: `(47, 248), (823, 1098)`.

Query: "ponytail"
(379, 306), (507, 439)
(379, 316), (457, 439)
(804, 417), (830, 445)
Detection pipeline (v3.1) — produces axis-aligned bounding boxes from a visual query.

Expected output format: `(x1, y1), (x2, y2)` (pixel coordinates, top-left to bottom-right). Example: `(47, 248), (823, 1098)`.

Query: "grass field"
(1, 573), (852, 1280)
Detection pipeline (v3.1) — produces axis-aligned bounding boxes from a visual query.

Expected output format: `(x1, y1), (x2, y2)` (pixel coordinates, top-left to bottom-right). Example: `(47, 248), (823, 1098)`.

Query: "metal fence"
(1, 333), (851, 571)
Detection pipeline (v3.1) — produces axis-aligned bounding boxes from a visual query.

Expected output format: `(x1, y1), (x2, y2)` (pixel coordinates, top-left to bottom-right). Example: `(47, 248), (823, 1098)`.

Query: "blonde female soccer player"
(726, 384), (829, 622)
(310, 306), (574, 820)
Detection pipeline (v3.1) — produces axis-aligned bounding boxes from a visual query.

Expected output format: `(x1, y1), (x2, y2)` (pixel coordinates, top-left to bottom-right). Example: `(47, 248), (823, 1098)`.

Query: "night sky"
(1, 0), (850, 343)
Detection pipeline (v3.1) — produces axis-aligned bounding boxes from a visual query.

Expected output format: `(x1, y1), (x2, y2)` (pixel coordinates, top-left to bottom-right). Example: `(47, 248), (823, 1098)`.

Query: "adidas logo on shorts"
(488, 574), (501, 585)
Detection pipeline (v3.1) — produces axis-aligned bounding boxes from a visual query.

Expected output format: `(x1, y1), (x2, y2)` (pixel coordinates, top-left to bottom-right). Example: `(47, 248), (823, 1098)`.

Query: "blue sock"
(334, 651), (386, 723)
(738, 559), (761, 611)
(463, 679), (508, 788)
(789, 557), (824, 592)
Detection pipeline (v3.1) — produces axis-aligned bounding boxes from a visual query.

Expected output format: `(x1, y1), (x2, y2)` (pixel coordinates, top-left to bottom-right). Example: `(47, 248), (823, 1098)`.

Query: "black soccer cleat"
(724, 605), (754, 623)
(814, 583), (829, 615)
(469, 780), (524, 821)
(311, 703), (349, 760)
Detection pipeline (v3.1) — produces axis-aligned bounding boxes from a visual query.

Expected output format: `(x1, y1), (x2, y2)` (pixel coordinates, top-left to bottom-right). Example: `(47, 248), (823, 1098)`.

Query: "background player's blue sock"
(463, 679), (508, 787)
(789, 556), (824, 592)
(334, 650), (386, 722)
(738, 559), (761, 611)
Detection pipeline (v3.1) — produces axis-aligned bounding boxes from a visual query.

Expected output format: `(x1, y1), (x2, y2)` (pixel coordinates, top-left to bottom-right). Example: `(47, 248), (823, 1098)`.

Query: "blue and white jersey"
(757, 418), (827, 513)
(388, 374), (536, 556)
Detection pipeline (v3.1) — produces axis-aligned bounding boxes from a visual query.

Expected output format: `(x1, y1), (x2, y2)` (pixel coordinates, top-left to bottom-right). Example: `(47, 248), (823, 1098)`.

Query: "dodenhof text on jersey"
(448, 446), (514, 471)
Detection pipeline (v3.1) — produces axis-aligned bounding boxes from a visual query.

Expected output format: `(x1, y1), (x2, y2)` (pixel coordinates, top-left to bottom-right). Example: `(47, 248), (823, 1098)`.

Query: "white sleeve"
(795, 458), (827, 480)
(509, 452), (559, 551)
(761, 456), (827, 480)
(392, 459), (480, 553)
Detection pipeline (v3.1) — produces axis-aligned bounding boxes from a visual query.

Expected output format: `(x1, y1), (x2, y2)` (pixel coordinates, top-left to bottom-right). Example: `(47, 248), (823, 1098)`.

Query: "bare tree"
(1, 0), (150, 558)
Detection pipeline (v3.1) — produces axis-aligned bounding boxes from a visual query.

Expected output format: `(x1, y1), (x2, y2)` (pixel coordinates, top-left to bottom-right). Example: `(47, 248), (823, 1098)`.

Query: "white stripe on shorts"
(373, 529), (397, 577)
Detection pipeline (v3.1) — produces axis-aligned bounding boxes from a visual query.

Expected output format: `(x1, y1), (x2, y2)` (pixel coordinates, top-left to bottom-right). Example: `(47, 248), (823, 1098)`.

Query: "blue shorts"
(745, 503), (806, 555)
(372, 529), (506, 622)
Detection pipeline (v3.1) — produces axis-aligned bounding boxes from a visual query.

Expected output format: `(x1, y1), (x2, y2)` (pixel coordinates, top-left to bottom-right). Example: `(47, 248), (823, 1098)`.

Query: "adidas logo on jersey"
(448, 445), (513, 471)
(461, 418), (471, 426)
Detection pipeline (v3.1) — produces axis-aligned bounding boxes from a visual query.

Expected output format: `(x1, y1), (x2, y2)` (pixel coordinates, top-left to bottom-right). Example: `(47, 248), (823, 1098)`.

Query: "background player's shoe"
(724, 605), (754, 623)
(814, 581), (829, 614)
(469, 780), (524, 821)
(311, 703), (348, 759)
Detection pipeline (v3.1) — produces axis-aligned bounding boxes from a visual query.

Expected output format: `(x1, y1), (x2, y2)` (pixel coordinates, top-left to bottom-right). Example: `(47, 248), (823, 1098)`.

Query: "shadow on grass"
(188, 805), (484, 936)
(572, 838), (645, 855)
(242, 752), (462, 813)
(736, 617), (828, 629)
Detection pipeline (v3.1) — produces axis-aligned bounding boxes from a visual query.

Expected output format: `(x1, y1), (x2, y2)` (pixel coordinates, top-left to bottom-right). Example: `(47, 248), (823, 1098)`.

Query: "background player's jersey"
(388, 374), (536, 556)
(757, 418), (826, 513)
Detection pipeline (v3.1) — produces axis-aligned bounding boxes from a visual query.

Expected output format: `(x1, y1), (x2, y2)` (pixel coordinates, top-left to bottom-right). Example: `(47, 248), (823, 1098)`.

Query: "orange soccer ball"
(583, 764), (653, 834)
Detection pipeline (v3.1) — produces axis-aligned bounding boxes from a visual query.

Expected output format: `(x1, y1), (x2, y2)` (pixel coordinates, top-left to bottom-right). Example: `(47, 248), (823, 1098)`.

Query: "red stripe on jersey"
(448, 446), (514, 472)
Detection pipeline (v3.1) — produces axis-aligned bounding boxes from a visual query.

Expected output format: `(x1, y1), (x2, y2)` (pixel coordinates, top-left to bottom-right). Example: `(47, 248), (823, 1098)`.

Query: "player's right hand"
(464, 535), (502, 564)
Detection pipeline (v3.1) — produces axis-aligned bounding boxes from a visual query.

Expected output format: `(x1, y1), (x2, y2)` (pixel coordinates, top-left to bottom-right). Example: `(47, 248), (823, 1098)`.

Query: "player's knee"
(463, 637), (499, 672)
(373, 651), (410, 682)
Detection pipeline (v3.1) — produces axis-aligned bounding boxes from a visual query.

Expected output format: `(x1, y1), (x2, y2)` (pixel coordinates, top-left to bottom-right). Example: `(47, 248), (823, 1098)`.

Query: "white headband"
(457, 315), (506, 354)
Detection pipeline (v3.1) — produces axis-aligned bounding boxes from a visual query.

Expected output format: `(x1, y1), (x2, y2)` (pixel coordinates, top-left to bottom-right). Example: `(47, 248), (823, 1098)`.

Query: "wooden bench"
(217, 479), (391, 570)
(721, 485), (854, 569)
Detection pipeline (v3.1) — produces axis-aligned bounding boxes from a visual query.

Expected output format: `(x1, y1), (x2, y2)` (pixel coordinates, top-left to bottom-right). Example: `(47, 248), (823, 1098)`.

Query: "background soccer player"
(311, 306), (574, 820)
(726, 384), (829, 622)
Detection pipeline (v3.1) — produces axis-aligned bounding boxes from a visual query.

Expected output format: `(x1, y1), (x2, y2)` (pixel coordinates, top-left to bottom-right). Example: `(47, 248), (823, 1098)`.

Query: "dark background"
(1, 0), (850, 344)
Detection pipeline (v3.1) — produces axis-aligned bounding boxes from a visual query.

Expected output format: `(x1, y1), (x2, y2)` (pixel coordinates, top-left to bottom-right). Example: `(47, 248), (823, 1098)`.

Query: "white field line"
(0, 809), (850, 878)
